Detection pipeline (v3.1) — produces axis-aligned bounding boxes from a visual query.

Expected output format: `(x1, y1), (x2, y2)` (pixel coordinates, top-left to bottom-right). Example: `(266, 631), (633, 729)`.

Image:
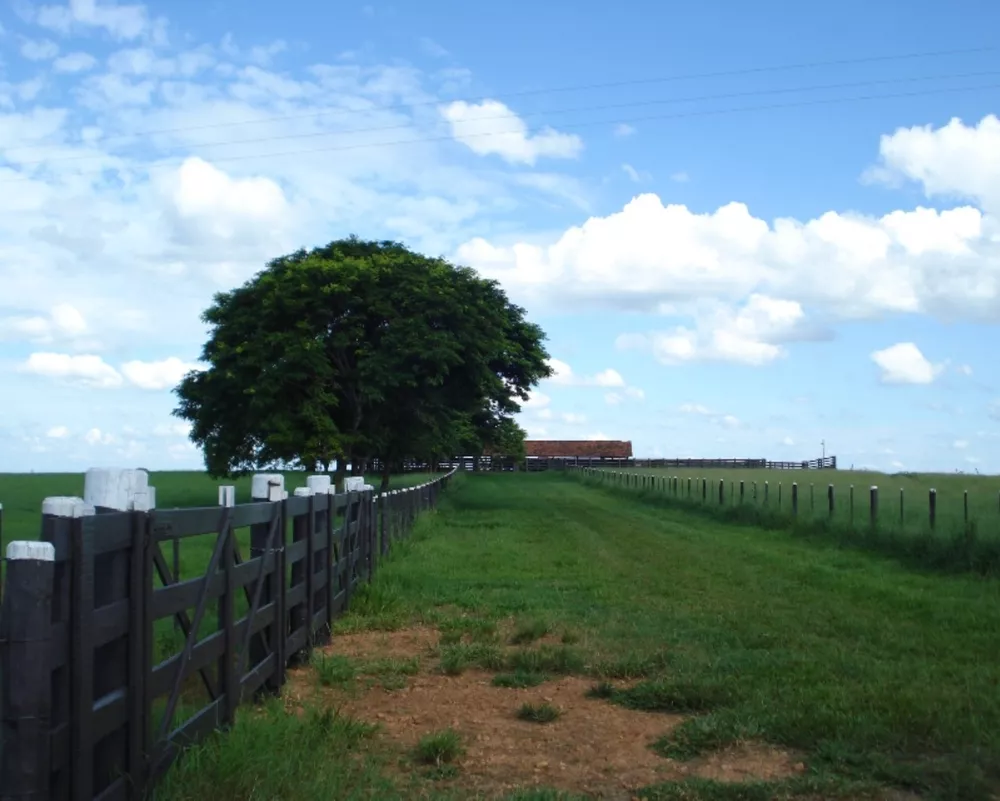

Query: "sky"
(1, 0), (1000, 474)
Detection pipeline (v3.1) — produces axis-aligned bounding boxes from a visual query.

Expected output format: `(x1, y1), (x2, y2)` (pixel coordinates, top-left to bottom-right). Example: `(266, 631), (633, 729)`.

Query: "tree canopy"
(173, 237), (550, 483)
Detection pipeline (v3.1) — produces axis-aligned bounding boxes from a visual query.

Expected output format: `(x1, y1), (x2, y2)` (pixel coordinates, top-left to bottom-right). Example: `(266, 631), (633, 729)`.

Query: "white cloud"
(606, 386), (645, 405)
(868, 114), (1000, 216)
(521, 390), (551, 410)
(616, 294), (810, 366)
(671, 171), (690, 183)
(120, 357), (203, 390)
(418, 37), (448, 58)
(83, 427), (115, 445)
(35, 0), (152, 41)
(545, 358), (626, 388)
(954, 439), (968, 449)
(52, 51), (98, 72)
(870, 342), (943, 385)
(956, 364), (973, 376)
(440, 99), (583, 165)
(613, 123), (635, 138)
(21, 352), (123, 388)
(562, 412), (586, 424)
(622, 163), (650, 183)
(153, 421), (191, 437)
(781, 436), (795, 446)
(20, 38), (60, 60)
(46, 425), (70, 438)
(678, 403), (711, 415)
(586, 431), (611, 440)
(0, 304), (88, 344)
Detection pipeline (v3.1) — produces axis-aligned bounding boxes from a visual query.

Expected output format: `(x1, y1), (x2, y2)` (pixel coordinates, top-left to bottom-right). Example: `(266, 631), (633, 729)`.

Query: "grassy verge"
(583, 468), (1000, 575)
(158, 472), (1000, 799)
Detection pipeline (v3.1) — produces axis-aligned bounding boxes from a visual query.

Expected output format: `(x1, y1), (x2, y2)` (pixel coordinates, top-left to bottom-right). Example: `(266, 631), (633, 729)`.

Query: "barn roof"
(524, 440), (633, 458)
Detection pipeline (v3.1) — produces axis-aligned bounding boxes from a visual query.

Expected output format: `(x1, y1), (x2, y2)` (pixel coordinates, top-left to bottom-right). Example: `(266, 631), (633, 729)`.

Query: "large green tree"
(173, 237), (551, 486)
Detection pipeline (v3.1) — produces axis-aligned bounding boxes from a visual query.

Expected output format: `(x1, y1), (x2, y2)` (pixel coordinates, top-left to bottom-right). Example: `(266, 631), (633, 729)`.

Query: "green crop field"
(156, 472), (1000, 801)
(0, 469), (437, 546)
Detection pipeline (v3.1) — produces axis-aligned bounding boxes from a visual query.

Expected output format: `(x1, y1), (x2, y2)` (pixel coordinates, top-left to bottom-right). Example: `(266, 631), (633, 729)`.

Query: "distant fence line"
(520, 455), (837, 471)
(0, 468), (456, 801)
(577, 466), (989, 532)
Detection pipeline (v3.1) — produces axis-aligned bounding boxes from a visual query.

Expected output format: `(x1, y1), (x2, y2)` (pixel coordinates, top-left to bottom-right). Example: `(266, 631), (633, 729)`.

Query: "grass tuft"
(516, 702), (561, 723)
(585, 681), (616, 699)
(510, 618), (549, 644)
(414, 728), (464, 766)
(439, 642), (505, 675)
(506, 644), (585, 675)
(311, 653), (356, 688)
(492, 671), (548, 689)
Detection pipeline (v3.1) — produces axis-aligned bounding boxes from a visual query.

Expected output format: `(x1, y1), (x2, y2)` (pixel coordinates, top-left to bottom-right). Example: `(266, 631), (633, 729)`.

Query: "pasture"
(156, 471), (1000, 801)
(591, 466), (1000, 575)
(0, 469), (437, 546)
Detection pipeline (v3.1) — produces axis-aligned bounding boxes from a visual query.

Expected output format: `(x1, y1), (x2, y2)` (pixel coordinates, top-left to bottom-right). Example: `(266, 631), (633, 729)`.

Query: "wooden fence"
(0, 470), (455, 801)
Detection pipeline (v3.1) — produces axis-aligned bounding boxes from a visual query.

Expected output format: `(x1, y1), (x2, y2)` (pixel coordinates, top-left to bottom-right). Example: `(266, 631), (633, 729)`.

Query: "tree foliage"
(174, 237), (551, 480)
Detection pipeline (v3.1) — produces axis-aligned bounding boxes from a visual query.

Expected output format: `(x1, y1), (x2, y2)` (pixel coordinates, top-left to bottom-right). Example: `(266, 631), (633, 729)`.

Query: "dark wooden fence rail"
(0, 470), (455, 801)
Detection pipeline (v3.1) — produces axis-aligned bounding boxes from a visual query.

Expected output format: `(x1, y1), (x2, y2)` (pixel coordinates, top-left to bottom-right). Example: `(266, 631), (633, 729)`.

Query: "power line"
(6, 67), (999, 170)
(0, 80), (996, 185)
(0, 43), (993, 153)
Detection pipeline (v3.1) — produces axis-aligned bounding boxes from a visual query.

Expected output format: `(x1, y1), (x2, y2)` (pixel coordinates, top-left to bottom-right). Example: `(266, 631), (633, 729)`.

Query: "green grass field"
(157, 472), (1000, 801)
(589, 466), (1000, 575)
(0, 469), (437, 545)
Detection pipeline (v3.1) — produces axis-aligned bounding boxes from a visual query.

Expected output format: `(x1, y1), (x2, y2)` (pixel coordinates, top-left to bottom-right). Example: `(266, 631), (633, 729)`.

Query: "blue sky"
(1, 0), (999, 473)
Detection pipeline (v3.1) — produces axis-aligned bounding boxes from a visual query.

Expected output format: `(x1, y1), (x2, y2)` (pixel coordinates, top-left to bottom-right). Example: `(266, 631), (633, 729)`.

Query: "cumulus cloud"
(870, 342), (943, 385)
(460, 190), (998, 325)
(83, 427), (116, 445)
(21, 352), (123, 388)
(613, 123), (635, 138)
(0, 303), (88, 344)
(120, 357), (203, 390)
(545, 358), (625, 388)
(616, 294), (814, 366)
(868, 114), (1000, 215)
(46, 425), (70, 438)
(440, 100), (583, 165)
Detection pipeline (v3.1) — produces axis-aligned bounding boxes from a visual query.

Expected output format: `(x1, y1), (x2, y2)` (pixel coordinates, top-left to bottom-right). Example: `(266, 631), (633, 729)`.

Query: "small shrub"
(516, 702), (561, 723)
(415, 728), (464, 766)
(492, 671), (548, 689)
(560, 630), (580, 645)
(510, 618), (549, 645)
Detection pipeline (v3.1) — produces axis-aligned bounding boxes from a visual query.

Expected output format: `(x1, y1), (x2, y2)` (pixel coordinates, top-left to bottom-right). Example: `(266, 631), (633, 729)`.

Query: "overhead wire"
(0, 80), (996, 185)
(0, 43), (993, 154)
(5, 67), (1000, 169)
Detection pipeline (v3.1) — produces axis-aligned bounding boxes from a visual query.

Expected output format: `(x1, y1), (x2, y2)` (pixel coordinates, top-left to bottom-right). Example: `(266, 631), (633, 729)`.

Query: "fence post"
(929, 488), (937, 530)
(964, 490), (969, 525)
(718, 479), (724, 505)
(739, 481), (745, 504)
(850, 485), (854, 525)
(764, 481), (769, 505)
(870, 486), (879, 530)
(778, 482), (782, 508)
(791, 483), (798, 516)
(828, 484), (834, 519)
(899, 488), (904, 526)
(701, 478), (706, 502)
(810, 483), (814, 512)
(250, 474), (285, 696)
(753, 481), (757, 502)
(1, 541), (56, 801)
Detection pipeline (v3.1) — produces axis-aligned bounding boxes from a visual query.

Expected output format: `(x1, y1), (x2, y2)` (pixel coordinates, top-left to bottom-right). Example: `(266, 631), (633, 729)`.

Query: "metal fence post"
(1, 541), (56, 801)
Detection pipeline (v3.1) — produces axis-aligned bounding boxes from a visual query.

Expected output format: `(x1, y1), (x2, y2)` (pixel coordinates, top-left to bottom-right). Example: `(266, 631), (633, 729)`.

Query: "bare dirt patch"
(286, 627), (804, 799)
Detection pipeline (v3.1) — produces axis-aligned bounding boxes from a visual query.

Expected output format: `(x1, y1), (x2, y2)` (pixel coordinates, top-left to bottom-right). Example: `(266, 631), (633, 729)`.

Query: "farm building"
(524, 439), (633, 464)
